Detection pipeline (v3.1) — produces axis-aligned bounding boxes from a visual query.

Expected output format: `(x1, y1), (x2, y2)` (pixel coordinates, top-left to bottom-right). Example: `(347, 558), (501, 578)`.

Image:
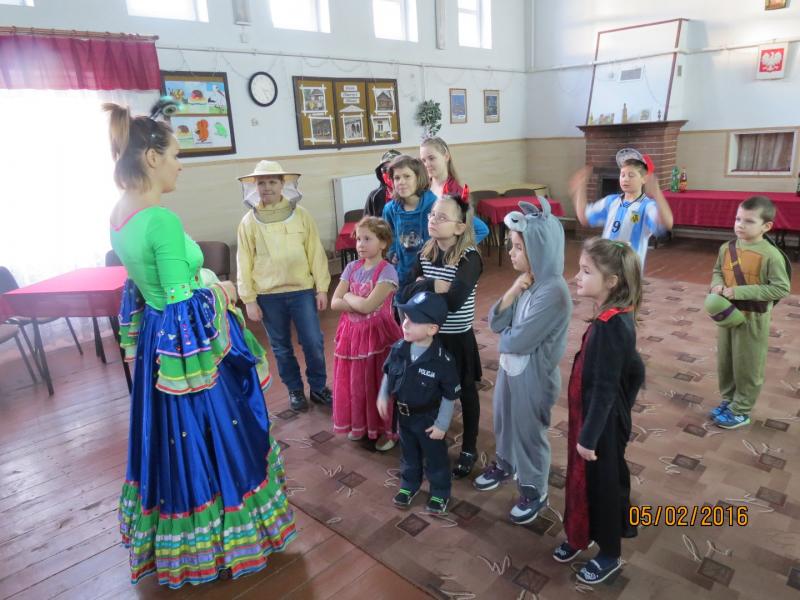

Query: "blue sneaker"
(576, 556), (622, 585)
(709, 400), (730, 418)
(714, 407), (750, 429)
(509, 494), (548, 525)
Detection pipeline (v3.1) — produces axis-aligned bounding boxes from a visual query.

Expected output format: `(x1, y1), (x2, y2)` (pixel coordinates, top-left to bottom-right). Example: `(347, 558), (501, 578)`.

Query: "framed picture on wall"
(161, 71), (237, 157)
(292, 76), (400, 149)
(483, 89), (499, 123)
(764, 0), (788, 9)
(449, 88), (467, 124)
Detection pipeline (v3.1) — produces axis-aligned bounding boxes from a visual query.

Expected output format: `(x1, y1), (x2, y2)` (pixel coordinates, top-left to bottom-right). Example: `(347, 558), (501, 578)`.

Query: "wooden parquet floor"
(1, 237), (798, 599)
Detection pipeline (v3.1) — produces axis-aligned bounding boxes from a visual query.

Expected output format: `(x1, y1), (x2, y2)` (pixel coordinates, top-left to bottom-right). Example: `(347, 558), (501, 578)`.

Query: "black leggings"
(438, 330), (482, 455)
(458, 379), (480, 454)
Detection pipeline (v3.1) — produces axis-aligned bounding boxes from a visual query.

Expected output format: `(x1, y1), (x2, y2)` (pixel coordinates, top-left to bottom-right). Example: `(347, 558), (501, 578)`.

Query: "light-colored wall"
(530, 0), (800, 137)
(0, 0), (529, 249)
(676, 129), (800, 192)
(3, 1), (799, 248)
(168, 138), (529, 249)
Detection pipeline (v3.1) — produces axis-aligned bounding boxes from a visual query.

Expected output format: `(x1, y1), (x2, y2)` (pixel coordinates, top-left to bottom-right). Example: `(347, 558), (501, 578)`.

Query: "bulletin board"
(293, 76), (400, 150)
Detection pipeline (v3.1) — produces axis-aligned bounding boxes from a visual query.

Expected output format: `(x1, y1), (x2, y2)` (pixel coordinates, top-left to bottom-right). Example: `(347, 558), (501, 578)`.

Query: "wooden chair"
(469, 190), (501, 252)
(469, 189), (500, 202)
(344, 209), (364, 223)
(0, 266), (83, 358)
(502, 188), (537, 198)
(105, 249), (123, 267)
(0, 323), (38, 385)
(197, 241), (232, 281)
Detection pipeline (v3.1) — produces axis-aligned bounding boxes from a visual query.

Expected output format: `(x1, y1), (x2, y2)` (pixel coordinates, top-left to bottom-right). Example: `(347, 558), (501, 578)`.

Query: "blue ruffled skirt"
(118, 298), (296, 588)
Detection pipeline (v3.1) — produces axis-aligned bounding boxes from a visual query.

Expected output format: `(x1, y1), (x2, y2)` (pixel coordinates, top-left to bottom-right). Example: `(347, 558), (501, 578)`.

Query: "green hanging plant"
(416, 100), (442, 138)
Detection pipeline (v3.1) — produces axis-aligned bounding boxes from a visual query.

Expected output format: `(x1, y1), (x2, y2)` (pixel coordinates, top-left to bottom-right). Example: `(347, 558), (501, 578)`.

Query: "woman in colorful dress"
(105, 99), (296, 589)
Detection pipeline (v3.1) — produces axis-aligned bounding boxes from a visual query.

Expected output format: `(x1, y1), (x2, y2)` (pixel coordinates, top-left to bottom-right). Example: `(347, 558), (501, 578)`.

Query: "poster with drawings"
(161, 70), (236, 156)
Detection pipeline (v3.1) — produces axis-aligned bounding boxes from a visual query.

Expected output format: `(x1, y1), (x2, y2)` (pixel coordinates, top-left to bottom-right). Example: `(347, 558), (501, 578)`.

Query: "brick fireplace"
(577, 120), (688, 202)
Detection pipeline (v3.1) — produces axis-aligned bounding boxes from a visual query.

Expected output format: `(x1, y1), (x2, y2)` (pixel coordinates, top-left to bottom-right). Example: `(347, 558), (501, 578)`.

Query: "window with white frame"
(373, 0), (418, 42)
(728, 130), (797, 176)
(126, 0), (208, 22)
(0, 0), (34, 5)
(458, 0), (491, 49)
(269, 0), (330, 33)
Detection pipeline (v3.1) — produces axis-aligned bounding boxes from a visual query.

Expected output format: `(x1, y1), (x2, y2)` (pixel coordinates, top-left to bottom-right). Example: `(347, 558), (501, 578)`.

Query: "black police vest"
(385, 340), (448, 411)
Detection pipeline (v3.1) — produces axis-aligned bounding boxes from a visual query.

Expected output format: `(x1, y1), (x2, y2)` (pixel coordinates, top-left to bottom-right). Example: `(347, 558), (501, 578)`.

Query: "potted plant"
(416, 100), (442, 138)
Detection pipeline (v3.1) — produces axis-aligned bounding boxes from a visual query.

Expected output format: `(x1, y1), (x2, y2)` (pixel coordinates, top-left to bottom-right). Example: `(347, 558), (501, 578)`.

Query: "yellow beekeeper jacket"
(236, 198), (331, 304)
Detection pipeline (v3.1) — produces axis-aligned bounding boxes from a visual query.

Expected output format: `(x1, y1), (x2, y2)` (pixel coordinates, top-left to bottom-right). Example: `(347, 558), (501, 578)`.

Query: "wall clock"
(248, 71), (278, 107)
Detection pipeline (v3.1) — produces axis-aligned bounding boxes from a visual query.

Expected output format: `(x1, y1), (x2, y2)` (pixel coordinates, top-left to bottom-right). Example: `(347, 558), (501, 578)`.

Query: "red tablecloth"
(0, 294), (12, 323)
(477, 196), (565, 225)
(335, 222), (357, 251)
(3, 266), (128, 319)
(664, 190), (800, 231)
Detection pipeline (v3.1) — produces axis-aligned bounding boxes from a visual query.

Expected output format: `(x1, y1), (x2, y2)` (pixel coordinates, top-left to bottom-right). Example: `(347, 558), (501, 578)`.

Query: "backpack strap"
(727, 240), (770, 313)
(727, 240), (748, 287)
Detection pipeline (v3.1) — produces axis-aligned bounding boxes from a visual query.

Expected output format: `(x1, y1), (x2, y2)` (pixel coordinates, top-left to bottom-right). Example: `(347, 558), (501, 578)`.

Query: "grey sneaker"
(509, 494), (548, 525)
(473, 462), (512, 491)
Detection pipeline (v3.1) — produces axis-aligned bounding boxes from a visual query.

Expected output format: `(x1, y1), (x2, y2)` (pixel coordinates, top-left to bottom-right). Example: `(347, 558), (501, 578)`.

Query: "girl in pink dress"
(331, 217), (403, 451)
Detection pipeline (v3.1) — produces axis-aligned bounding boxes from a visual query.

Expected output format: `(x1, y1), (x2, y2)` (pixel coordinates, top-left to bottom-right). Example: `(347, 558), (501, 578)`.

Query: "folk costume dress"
(333, 258), (402, 439)
(111, 206), (296, 589)
(564, 307), (644, 557)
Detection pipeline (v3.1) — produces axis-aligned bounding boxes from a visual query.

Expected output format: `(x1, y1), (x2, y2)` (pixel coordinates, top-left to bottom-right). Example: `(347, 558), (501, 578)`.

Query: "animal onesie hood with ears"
(488, 199), (572, 498)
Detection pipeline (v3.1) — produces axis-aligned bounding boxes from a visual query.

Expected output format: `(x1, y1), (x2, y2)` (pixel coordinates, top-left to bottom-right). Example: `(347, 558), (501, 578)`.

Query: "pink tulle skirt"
(333, 312), (401, 439)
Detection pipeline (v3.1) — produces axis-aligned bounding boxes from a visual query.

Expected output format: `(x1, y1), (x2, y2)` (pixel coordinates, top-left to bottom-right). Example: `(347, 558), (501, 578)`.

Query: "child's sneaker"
(392, 488), (418, 509)
(709, 400), (730, 418)
(425, 495), (449, 514)
(509, 494), (548, 525)
(374, 435), (396, 452)
(576, 556), (622, 585)
(553, 540), (595, 563)
(347, 431), (364, 441)
(452, 451), (477, 479)
(714, 407), (750, 429)
(473, 462), (512, 491)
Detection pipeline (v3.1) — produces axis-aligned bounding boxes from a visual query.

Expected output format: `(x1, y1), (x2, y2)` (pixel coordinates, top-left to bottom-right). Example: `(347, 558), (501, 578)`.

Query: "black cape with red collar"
(564, 307), (644, 555)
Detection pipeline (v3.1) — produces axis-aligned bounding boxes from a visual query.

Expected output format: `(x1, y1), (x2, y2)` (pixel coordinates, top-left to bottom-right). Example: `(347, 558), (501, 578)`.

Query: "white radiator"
(332, 173), (378, 231)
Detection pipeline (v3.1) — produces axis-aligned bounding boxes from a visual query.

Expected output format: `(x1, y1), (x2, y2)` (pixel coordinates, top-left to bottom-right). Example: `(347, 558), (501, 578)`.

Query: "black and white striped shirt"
(418, 247), (482, 334)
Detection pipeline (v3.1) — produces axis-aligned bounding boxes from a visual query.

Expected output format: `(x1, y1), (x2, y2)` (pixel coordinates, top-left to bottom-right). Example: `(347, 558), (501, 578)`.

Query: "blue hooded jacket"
(382, 191), (489, 285)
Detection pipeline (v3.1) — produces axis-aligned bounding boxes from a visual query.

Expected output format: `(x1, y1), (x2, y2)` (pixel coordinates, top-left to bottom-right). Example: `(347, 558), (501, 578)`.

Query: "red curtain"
(0, 34), (160, 90)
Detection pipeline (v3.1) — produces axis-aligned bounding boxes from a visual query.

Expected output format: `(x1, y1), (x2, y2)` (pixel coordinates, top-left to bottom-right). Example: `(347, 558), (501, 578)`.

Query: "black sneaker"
(392, 488), (418, 509)
(310, 386), (333, 407)
(452, 451), (476, 479)
(425, 495), (449, 514)
(288, 389), (308, 411)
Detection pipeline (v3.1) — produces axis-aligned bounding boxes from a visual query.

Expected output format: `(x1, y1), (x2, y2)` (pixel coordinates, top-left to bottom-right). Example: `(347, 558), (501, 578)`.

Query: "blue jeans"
(256, 289), (327, 393)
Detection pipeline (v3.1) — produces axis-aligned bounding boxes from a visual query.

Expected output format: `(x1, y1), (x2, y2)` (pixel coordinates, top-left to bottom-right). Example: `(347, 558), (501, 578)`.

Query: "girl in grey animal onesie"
(473, 199), (572, 524)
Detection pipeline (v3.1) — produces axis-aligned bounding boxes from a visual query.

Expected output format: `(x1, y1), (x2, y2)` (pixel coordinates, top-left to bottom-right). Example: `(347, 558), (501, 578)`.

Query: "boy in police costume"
(378, 292), (461, 514)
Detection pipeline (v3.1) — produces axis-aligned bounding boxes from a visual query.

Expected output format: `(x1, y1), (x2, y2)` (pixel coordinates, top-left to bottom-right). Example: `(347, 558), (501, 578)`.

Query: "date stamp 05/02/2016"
(629, 505), (749, 527)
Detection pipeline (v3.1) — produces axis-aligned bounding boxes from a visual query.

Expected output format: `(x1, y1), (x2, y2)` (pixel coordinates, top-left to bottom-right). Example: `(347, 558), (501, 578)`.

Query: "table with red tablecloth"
(477, 196), (566, 265)
(664, 190), (800, 258)
(2, 266), (130, 395)
(664, 190), (800, 231)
